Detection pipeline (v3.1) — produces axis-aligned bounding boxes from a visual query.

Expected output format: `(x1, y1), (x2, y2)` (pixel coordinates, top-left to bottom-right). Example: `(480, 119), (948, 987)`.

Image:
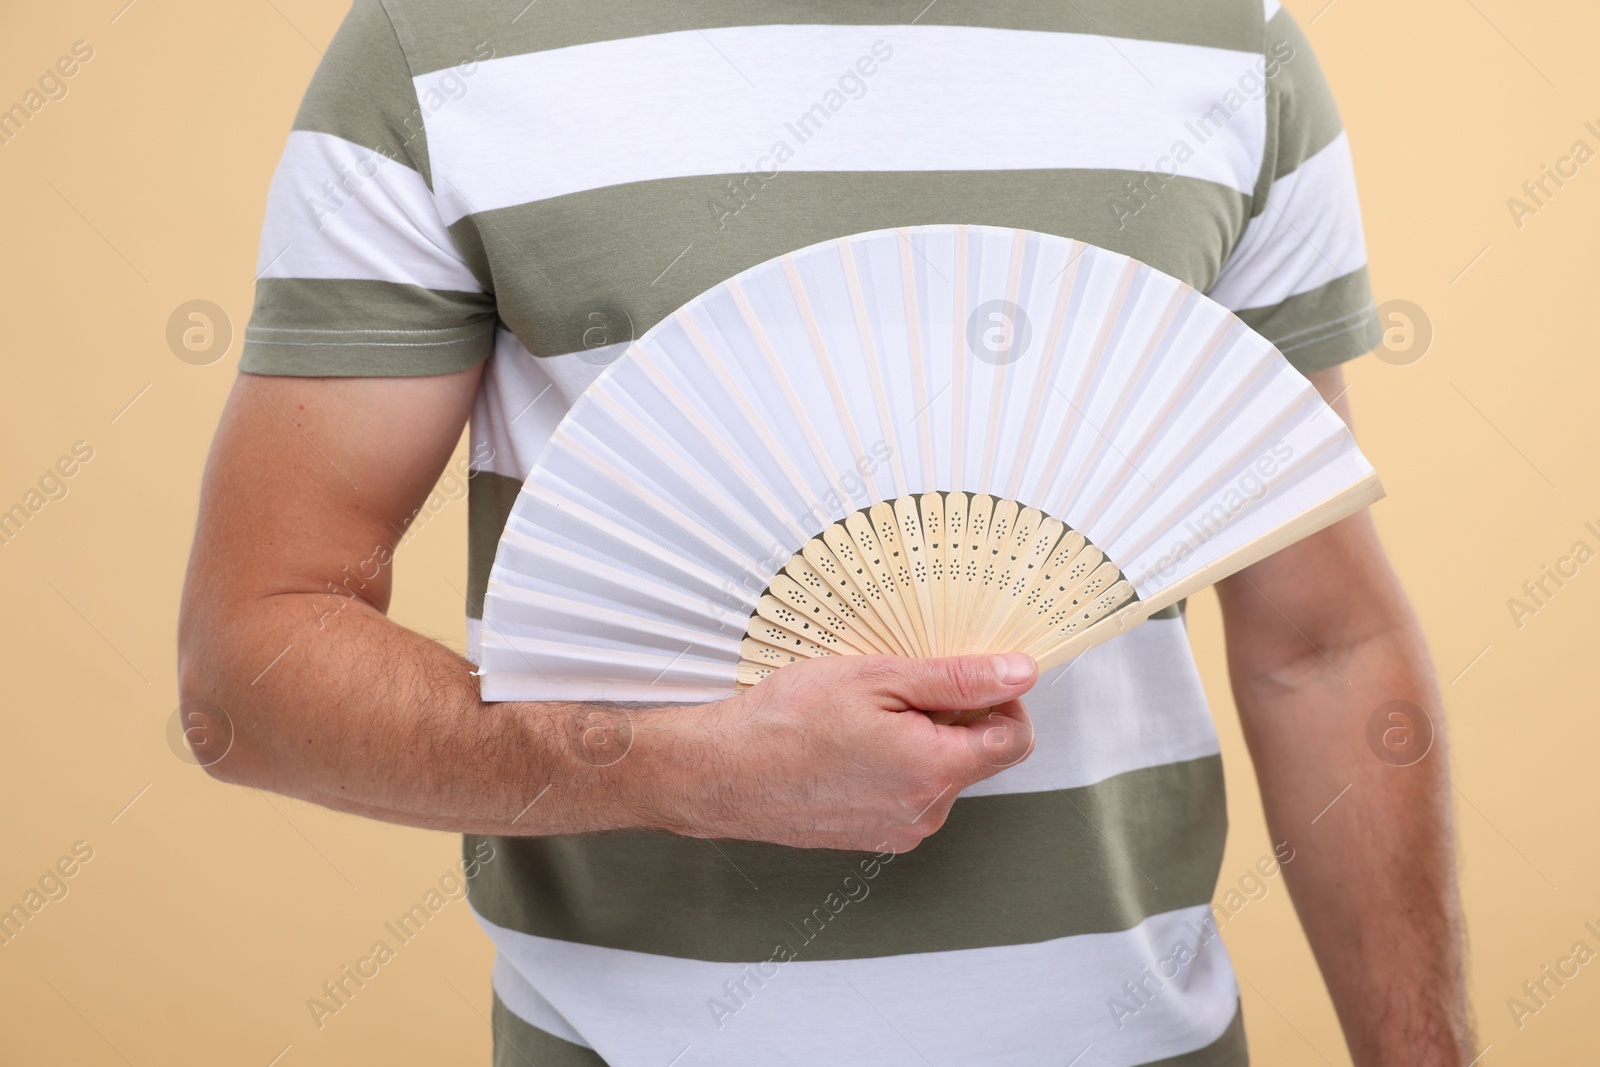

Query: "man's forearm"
(178, 582), (1043, 852)
(180, 371), (1040, 854)
(1229, 614), (1471, 1065)
(179, 591), (670, 836)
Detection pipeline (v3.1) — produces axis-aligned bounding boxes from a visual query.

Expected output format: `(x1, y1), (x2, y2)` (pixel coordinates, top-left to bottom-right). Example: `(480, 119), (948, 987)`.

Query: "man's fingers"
(865, 653), (1038, 712)
(946, 698), (1036, 776)
(898, 701), (1036, 816)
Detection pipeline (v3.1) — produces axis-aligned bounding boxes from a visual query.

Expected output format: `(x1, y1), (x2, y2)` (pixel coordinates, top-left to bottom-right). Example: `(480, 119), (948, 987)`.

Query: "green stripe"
(391, 0), (1267, 76)
(466, 755), (1225, 961)
(1235, 267), (1378, 374)
(1263, 8), (1345, 187)
(449, 170), (1248, 360)
(247, 278), (494, 333)
(293, 0), (434, 186)
(486, 993), (1246, 1066)
(1148, 600), (1186, 621)
(492, 992), (605, 1067)
(241, 278), (496, 377)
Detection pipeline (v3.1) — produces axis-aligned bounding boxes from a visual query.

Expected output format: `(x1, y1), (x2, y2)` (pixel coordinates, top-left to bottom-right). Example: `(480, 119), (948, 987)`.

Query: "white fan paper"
(479, 226), (1382, 703)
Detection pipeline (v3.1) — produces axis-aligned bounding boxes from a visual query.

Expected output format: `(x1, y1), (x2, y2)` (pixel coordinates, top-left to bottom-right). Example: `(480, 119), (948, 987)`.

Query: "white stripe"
(961, 618), (1219, 798)
(419, 25), (1267, 223)
(491, 953), (593, 1048)
(479, 904), (1239, 1067)
(1206, 132), (1368, 312)
(257, 130), (482, 291)
(472, 327), (613, 482)
(1263, 0), (1283, 21)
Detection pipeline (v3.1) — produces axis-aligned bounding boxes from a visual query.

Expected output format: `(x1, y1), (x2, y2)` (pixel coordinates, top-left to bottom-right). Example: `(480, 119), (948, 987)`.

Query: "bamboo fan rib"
(478, 226), (1383, 704)
(736, 493), (1132, 688)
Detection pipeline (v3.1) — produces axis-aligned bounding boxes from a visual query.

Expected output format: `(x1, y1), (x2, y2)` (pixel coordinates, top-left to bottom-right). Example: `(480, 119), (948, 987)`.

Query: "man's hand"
(643, 653), (1038, 852)
(1216, 365), (1472, 1065)
(179, 370), (1036, 850)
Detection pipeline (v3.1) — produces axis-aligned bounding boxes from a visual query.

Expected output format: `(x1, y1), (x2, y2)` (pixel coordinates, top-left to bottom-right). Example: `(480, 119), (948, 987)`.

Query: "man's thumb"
(873, 652), (1038, 712)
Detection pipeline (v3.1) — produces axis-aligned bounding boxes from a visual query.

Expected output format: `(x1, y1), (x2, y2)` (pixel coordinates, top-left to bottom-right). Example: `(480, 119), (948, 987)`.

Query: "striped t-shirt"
(243, 1), (1378, 1063)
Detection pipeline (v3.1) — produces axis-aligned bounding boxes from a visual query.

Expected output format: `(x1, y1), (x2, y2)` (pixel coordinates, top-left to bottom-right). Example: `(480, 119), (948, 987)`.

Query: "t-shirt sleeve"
(1206, 4), (1380, 375)
(239, 0), (496, 377)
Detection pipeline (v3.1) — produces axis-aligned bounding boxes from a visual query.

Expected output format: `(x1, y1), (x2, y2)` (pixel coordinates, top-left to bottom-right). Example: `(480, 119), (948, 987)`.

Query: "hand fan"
(478, 226), (1382, 704)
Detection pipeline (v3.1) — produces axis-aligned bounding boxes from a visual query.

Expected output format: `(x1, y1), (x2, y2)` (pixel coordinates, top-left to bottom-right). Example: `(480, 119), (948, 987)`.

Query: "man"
(179, 0), (1470, 1063)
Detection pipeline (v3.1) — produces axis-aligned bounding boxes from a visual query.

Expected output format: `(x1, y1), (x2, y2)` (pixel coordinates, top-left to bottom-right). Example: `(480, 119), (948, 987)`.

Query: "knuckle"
(851, 656), (900, 690)
(931, 743), (979, 779)
(907, 774), (948, 811)
(888, 831), (922, 853)
(951, 752), (993, 784)
(943, 658), (989, 706)
(906, 791), (939, 822)
(905, 776), (956, 824)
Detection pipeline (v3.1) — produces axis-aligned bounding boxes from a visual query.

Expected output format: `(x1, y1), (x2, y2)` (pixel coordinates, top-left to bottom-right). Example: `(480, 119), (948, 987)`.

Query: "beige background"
(2, 0), (1596, 1062)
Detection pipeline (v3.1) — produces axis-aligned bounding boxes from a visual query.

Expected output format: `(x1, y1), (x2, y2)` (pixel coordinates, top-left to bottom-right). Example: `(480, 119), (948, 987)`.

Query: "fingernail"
(992, 653), (1035, 685)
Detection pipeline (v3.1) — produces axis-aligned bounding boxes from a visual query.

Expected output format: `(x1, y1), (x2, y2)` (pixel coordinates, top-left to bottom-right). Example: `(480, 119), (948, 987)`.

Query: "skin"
(178, 363), (1470, 1063)
(1213, 369), (1470, 1064)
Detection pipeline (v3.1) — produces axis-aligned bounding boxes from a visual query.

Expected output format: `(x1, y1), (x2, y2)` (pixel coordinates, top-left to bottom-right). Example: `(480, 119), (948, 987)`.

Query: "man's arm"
(1214, 366), (1471, 1065)
(177, 370), (1038, 851)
